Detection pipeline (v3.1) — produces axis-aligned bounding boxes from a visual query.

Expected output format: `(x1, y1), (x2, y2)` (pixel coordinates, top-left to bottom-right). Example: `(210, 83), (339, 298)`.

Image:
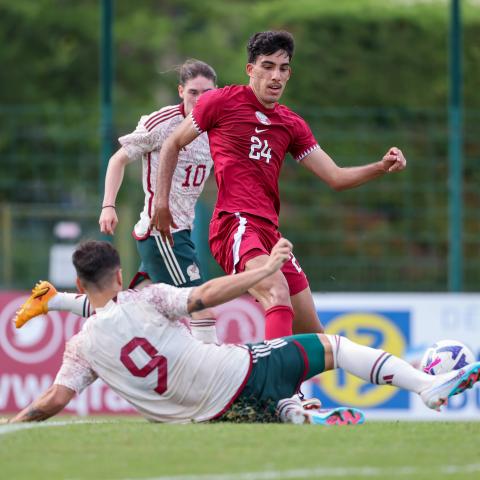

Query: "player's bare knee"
(269, 281), (291, 305)
(250, 273), (290, 308)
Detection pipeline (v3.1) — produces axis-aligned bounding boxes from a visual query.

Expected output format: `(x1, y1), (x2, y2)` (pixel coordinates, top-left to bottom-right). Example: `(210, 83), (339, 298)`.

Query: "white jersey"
(54, 284), (251, 423)
(119, 104), (213, 239)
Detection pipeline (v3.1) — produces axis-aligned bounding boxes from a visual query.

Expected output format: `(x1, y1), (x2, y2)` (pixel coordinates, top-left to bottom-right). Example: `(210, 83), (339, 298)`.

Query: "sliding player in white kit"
(4, 239), (480, 425)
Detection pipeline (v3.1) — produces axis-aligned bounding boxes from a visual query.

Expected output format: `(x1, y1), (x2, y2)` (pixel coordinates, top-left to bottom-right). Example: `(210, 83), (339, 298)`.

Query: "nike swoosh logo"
(255, 127), (268, 133)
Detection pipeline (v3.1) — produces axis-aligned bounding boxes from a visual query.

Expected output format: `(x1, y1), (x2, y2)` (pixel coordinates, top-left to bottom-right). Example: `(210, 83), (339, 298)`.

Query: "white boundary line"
(120, 464), (480, 480)
(0, 419), (115, 437)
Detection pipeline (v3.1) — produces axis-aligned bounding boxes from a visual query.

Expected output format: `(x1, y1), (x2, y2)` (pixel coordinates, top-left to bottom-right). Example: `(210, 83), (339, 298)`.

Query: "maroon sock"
(264, 305), (294, 340)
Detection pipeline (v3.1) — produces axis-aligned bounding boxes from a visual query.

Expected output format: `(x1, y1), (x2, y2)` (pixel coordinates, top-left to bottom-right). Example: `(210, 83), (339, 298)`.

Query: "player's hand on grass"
(266, 238), (293, 274)
(381, 147), (406, 173)
(150, 205), (178, 246)
(99, 206), (118, 235)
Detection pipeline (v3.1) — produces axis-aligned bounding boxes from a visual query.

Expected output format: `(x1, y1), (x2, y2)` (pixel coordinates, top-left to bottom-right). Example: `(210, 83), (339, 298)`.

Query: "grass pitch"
(1, 418), (479, 480)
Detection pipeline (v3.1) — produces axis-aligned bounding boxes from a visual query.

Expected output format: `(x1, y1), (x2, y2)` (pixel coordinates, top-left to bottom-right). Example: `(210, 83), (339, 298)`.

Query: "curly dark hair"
(72, 240), (120, 289)
(247, 31), (295, 63)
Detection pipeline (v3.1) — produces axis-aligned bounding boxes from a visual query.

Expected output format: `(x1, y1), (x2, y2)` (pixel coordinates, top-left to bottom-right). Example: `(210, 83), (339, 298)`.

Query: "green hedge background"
(1, 0), (479, 291)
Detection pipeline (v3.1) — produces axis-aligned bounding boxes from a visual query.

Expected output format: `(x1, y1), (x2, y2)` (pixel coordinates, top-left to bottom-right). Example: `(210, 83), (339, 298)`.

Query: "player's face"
(246, 50), (291, 108)
(178, 76), (216, 115)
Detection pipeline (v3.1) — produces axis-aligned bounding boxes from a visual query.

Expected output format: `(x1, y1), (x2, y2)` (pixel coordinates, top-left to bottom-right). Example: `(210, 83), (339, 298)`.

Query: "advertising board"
(1, 291), (479, 419)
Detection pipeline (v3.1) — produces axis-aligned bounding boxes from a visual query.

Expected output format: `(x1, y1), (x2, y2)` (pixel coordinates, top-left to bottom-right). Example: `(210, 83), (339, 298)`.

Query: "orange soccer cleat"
(14, 280), (57, 328)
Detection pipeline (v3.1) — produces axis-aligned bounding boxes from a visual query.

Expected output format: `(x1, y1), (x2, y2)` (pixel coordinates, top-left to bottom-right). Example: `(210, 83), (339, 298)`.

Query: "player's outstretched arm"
(99, 148), (135, 235)
(187, 238), (293, 313)
(302, 146), (407, 191)
(6, 385), (75, 423)
(151, 116), (200, 245)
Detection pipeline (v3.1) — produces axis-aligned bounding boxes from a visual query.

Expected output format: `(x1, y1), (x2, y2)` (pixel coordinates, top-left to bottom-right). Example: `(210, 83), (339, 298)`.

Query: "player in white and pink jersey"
(14, 61), (218, 343)
(151, 31), (407, 341)
(99, 59), (215, 291)
(5, 240), (480, 425)
(118, 101), (212, 244)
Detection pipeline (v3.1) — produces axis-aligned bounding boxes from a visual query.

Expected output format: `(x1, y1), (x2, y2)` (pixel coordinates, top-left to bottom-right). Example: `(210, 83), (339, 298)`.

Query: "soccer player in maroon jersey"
(151, 31), (407, 340)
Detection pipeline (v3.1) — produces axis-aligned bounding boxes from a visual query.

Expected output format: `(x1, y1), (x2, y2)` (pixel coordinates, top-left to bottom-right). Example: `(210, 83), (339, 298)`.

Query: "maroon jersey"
(191, 85), (319, 226)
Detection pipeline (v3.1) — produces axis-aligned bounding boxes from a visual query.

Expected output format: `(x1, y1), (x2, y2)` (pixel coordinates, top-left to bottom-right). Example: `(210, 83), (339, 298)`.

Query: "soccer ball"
(420, 339), (475, 375)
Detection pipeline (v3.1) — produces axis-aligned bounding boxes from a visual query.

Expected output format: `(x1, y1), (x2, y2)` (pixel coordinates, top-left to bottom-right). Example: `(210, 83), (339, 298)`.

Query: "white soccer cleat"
(289, 393), (322, 410)
(420, 361), (480, 411)
(301, 397), (323, 410)
(276, 398), (365, 425)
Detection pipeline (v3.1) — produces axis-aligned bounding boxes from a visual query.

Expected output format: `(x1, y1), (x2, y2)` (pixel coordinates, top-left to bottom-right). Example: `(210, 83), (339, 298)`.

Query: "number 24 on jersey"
(249, 136), (272, 163)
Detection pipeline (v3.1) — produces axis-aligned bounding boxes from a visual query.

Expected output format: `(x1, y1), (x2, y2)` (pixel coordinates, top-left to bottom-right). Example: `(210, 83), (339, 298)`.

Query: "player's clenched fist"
(266, 238), (293, 273)
(381, 147), (407, 173)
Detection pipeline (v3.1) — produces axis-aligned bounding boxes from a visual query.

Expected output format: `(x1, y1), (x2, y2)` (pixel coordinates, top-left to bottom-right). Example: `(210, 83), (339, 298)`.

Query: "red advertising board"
(0, 291), (265, 416)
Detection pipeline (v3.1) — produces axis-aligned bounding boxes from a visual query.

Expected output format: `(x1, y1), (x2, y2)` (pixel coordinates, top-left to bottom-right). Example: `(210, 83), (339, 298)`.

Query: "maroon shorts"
(209, 212), (309, 296)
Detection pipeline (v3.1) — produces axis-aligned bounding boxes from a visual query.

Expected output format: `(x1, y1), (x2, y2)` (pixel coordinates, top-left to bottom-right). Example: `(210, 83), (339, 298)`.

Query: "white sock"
(276, 397), (306, 424)
(48, 292), (93, 318)
(189, 319), (218, 344)
(326, 334), (434, 394)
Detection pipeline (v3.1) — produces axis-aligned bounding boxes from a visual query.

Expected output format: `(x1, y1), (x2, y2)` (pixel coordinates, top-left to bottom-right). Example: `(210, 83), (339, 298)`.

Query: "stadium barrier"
(1, 291), (479, 420)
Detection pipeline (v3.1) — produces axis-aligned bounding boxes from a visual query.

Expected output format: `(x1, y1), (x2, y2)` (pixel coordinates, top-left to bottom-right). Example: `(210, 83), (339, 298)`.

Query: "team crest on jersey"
(187, 263), (201, 281)
(255, 111), (271, 125)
